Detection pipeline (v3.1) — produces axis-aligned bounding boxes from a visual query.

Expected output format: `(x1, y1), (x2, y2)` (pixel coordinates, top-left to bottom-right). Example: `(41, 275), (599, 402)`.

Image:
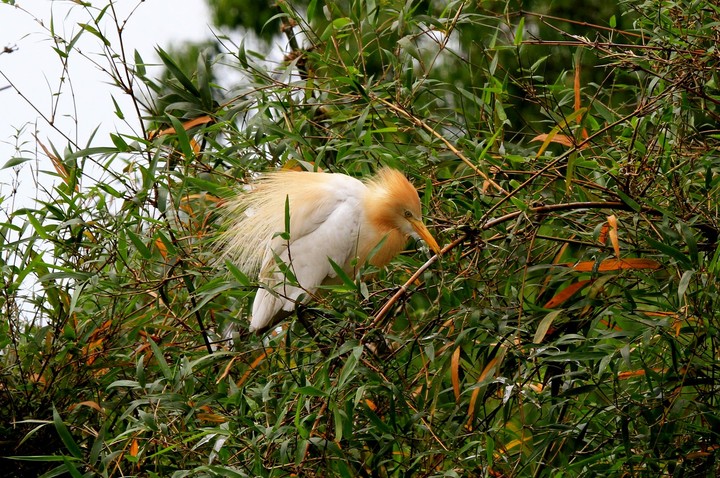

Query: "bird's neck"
(355, 193), (407, 269)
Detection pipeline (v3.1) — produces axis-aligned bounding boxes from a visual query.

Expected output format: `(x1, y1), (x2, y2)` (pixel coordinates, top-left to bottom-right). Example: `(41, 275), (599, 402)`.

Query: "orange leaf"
(154, 238), (168, 259)
(598, 222), (609, 244)
(364, 399), (378, 412)
(236, 348), (271, 388)
(451, 346), (461, 402)
(617, 368), (666, 380)
(130, 438), (139, 457)
(153, 115), (214, 137)
(640, 310), (677, 317)
(562, 258), (661, 272)
(69, 400), (104, 414)
(543, 279), (592, 309)
(531, 133), (575, 147)
(197, 413), (229, 424)
(467, 356), (499, 427)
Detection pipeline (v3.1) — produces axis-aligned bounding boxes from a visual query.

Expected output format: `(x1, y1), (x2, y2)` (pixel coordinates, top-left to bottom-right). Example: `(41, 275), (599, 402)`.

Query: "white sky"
(0, 0), (212, 207)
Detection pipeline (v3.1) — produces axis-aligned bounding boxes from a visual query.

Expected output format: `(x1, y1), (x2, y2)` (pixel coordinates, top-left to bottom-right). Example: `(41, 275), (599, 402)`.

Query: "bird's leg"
(295, 304), (337, 357)
(295, 303), (318, 339)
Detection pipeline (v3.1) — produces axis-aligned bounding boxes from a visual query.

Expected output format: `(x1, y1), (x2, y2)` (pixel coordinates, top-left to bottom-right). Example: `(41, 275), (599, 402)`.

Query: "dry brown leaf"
(216, 356), (239, 383)
(543, 280), (592, 309)
(482, 179), (492, 195)
(35, 135), (79, 191)
(574, 60), (582, 117)
(640, 310), (677, 317)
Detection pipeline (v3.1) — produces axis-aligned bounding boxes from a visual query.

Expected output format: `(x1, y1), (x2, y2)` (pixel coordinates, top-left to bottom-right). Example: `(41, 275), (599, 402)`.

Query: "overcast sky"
(0, 0), (212, 208)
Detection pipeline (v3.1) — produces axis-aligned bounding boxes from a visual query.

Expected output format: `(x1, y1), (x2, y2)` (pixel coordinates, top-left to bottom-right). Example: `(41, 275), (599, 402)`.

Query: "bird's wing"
(250, 180), (365, 331)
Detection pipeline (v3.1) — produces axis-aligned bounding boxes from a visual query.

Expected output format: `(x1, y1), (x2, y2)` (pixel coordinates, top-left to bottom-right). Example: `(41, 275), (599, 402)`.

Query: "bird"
(219, 167), (441, 333)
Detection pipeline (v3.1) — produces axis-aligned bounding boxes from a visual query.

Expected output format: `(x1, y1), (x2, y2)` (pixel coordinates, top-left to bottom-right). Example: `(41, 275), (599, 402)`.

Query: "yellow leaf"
(607, 215), (620, 259)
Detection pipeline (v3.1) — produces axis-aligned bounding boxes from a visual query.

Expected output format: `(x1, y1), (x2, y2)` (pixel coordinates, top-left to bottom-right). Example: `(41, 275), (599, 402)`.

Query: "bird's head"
(366, 168), (441, 254)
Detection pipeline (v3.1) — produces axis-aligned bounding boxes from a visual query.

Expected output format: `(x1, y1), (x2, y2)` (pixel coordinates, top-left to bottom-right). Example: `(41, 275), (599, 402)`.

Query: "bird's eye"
(403, 210), (413, 219)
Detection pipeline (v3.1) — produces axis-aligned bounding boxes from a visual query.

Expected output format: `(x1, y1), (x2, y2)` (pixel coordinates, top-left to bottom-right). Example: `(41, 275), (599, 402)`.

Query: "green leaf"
(168, 115), (195, 161)
(514, 17), (525, 45)
(156, 47), (200, 96)
(134, 49), (146, 77)
(615, 189), (641, 212)
(110, 96), (125, 120)
(126, 229), (151, 259)
(26, 212), (50, 240)
(677, 270), (694, 300)
(534, 310), (562, 344)
(3, 157), (32, 169)
(337, 346), (363, 389)
(78, 23), (110, 46)
(296, 386), (327, 397)
(644, 235), (691, 267)
(52, 406), (83, 459)
(148, 335), (173, 381)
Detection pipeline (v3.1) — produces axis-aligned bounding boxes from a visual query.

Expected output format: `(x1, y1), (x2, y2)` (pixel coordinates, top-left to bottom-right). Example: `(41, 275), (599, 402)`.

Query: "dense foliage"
(1, 0), (719, 476)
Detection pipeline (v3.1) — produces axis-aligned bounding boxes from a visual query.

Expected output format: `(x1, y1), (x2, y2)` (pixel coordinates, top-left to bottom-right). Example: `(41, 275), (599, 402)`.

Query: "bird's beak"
(407, 217), (441, 255)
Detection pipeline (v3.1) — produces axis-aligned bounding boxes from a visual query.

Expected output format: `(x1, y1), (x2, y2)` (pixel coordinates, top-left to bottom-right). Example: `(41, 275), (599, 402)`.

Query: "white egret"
(220, 167), (440, 332)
